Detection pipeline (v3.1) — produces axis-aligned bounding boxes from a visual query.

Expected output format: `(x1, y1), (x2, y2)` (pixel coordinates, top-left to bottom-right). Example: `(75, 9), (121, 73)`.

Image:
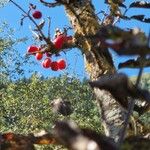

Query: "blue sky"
(0, 0), (150, 79)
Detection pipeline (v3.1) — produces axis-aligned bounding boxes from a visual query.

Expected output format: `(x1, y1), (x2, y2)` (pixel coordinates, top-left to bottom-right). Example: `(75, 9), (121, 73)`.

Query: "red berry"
(35, 52), (43, 60)
(51, 61), (59, 71)
(53, 35), (65, 49)
(2, 132), (14, 141)
(27, 45), (39, 54)
(58, 59), (66, 70)
(32, 10), (42, 19)
(65, 36), (73, 41)
(42, 58), (51, 68)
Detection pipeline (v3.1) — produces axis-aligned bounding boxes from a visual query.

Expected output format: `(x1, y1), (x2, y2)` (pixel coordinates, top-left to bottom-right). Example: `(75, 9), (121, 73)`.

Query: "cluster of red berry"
(53, 34), (72, 49)
(27, 6), (72, 71)
(27, 46), (66, 71)
(2, 132), (14, 141)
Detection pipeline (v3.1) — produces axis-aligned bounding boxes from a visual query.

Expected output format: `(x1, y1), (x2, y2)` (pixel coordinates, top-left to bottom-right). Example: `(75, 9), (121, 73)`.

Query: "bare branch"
(92, 25), (150, 56)
(39, 0), (62, 7)
(123, 136), (150, 149)
(47, 17), (51, 39)
(1, 131), (55, 149)
(118, 57), (150, 69)
(117, 66), (144, 147)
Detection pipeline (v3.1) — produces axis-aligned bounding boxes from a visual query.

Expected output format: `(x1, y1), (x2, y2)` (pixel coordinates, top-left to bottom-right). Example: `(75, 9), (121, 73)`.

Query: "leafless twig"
(39, 0), (61, 7)
(117, 61), (144, 147)
(47, 17), (51, 39)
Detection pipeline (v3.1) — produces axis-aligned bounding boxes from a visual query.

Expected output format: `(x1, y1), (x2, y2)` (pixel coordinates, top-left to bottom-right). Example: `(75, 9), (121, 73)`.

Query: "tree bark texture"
(63, 0), (127, 141)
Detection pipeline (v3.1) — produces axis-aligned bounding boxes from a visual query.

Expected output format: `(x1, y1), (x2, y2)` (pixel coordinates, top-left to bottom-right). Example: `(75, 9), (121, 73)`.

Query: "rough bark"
(63, 0), (127, 141)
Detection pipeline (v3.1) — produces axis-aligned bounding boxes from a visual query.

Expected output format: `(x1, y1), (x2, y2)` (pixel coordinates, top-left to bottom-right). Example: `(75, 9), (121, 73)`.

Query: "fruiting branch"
(10, 0), (77, 58)
(25, 38), (76, 56)
(10, 0), (51, 44)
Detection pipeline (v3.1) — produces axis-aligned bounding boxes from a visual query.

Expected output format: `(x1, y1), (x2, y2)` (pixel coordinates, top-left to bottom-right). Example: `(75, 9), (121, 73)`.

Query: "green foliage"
(1, 73), (149, 149)
(138, 74), (150, 126)
(131, 74), (150, 126)
(0, 74), (101, 133)
(0, 22), (34, 81)
(0, 74), (101, 149)
(1, 73), (149, 130)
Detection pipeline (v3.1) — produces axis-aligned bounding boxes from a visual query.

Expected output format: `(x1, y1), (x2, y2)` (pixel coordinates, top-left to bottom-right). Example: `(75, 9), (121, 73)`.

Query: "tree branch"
(117, 66), (144, 147)
(25, 37), (77, 56)
(118, 57), (150, 69)
(10, 0), (50, 44)
(39, 0), (62, 7)
(1, 132), (56, 149)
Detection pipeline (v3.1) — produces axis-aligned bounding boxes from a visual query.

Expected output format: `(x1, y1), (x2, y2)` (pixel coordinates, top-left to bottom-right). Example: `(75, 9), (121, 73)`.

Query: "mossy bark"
(63, 0), (126, 141)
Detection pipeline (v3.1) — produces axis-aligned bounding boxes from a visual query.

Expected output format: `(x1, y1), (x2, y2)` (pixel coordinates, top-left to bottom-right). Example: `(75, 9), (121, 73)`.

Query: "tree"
(0, 22), (36, 81)
(1, 74), (101, 149)
(1, 0), (150, 149)
(1, 73), (150, 150)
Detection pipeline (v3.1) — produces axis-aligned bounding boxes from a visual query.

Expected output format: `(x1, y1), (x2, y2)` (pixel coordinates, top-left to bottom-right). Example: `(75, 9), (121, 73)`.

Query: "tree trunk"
(63, 0), (126, 141)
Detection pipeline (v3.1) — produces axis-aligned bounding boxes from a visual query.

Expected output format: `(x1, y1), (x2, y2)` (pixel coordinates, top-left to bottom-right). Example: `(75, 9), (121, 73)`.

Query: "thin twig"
(72, 53), (79, 75)
(113, 16), (120, 25)
(47, 17), (51, 39)
(39, 0), (61, 7)
(148, 29), (150, 47)
(130, 116), (137, 135)
(25, 50), (47, 56)
(117, 65), (144, 147)
(115, 15), (149, 147)
(113, 8), (129, 25)
(101, 6), (110, 24)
